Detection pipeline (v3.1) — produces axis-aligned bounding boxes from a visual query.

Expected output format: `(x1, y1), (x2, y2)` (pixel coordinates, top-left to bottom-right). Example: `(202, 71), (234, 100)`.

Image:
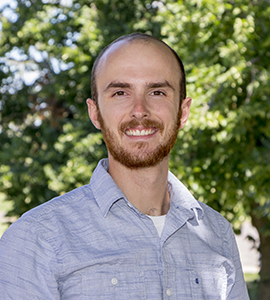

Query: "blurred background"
(0, 1), (269, 299)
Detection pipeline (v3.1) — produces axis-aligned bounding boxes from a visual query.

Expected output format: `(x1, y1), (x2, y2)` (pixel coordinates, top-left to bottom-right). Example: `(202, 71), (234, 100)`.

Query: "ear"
(86, 98), (101, 130)
(179, 97), (192, 129)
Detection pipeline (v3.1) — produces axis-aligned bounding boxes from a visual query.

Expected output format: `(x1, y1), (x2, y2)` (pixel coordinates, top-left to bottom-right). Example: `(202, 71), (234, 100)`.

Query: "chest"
(56, 212), (230, 300)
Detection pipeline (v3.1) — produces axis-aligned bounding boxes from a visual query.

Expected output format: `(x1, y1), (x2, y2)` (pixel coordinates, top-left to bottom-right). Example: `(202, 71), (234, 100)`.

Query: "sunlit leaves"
(166, 0), (270, 230)
(0, 0), (164, 217)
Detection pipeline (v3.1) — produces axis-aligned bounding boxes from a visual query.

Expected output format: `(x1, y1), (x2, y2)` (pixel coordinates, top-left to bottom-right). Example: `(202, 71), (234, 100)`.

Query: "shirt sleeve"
(0, 218), (60, 300)
(225, 222), (250, 300)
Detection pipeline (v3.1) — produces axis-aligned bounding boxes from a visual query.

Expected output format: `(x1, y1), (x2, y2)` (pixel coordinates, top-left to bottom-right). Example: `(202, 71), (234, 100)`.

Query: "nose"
(130, 94), (150, 119)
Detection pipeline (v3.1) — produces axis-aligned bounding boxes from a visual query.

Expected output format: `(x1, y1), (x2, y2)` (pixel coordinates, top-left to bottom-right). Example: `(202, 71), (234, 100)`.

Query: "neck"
(108, 154), (170, 216)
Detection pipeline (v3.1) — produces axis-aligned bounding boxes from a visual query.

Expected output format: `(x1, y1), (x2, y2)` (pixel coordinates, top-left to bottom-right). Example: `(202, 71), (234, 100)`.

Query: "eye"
(112, 91), (127, 97)
(150, 90), (166, 96)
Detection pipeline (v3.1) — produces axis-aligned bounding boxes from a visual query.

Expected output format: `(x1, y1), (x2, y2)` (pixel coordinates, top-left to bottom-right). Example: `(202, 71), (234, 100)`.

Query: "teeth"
(126, 129), (154, 136)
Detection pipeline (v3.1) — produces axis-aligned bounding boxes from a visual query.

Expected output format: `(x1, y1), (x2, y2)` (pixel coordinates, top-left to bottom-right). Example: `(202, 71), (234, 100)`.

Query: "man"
(0, 33), (249, 299)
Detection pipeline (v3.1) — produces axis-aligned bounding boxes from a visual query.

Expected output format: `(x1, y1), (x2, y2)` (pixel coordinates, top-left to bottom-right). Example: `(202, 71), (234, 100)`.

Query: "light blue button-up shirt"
(0, 159), (249, 299)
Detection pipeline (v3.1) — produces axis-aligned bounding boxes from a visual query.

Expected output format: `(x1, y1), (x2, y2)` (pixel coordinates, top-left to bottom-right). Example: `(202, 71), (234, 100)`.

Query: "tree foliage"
(0, 0), (162, 213)
(166, 0), (270, 227)
(164, 1), (270, 298)
(1, 0), (270, 299)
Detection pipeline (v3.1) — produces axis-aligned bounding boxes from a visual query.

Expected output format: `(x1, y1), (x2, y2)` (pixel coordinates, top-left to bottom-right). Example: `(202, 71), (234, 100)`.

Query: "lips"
(125, 128), (155, 136)
(120, 119), (164, 136)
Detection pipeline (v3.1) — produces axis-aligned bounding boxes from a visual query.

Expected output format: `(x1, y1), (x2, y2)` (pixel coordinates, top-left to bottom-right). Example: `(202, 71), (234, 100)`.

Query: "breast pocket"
(82, 267), (146, 300)
(190, 267), (227, 300)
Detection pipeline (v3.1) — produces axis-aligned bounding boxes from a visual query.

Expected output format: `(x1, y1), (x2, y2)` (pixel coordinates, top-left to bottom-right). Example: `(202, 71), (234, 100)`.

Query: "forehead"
(95, 39), (181, 85)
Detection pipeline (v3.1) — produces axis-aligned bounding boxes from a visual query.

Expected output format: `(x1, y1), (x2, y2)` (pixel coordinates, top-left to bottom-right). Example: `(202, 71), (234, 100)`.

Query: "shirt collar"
(168, 171), (204, 224)
(90, 159), (126, 217)
(90, 158), (204, 222)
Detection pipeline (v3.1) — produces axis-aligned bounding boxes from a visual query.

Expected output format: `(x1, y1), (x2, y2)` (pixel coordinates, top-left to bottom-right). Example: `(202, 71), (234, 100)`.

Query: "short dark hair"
(91, 33), (186, 106)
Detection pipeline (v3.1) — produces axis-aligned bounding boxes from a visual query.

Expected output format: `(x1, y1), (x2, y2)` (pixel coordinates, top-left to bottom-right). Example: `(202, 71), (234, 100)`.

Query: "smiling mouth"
(125, 128), (156, 136)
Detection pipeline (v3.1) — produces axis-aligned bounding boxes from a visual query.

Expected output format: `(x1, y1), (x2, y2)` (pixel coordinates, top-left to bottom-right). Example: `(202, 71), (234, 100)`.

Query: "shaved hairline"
(91, 33), (186, 107)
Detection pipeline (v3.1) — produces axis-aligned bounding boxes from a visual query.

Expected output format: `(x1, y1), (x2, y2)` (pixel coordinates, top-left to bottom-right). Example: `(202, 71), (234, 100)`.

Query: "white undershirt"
(147, 215), (166, 237)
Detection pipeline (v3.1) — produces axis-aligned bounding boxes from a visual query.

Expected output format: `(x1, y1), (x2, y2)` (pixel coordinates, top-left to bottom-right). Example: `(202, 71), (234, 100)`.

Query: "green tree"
(1, 0), (270, 299)
(0, 0), (161, 213)
(161, 1), (270, 299)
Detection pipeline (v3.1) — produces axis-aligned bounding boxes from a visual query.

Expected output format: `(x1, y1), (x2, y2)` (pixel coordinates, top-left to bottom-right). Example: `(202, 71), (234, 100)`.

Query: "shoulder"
(199, 201), (232, 231)
(168, 171), (232, 233)
(197, 201), (237, 256)
(25, 184), (94, 219)
(3, 184), (97, 241)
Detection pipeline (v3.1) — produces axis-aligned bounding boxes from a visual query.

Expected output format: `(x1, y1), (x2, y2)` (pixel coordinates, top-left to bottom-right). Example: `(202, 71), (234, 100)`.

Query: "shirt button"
(166, 289), (172, 296)
(111, 278), (118, 285)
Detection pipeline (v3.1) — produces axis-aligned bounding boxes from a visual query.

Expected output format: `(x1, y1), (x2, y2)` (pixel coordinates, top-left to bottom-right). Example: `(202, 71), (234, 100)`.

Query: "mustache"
(120, 119), (164, 133)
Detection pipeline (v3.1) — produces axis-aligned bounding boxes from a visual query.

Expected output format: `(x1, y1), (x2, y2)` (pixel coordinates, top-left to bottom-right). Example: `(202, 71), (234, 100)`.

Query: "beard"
(97, 109), (181, 169)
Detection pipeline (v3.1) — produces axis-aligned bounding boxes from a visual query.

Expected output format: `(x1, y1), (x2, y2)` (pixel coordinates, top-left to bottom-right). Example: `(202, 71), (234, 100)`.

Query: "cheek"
(160, 107), (179, 124)
(151, 99), (179, 115)
(107, 103), (132, 119)
(100, 108), (124, 130)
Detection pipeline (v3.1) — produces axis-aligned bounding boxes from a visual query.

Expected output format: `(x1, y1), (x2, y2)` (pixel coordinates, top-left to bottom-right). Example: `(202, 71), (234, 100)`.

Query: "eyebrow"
(103, 82), (131, 93)
(104, 80), (175, 93)
(146, 80), (175, 91)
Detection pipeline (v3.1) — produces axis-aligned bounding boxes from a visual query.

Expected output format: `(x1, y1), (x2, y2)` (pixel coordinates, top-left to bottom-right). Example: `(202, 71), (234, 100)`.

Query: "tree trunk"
(251, 213), (270, 300)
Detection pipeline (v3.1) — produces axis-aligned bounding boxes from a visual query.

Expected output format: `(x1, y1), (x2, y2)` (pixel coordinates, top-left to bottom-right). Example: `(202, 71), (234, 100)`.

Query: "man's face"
(89, 40), (188, 169)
